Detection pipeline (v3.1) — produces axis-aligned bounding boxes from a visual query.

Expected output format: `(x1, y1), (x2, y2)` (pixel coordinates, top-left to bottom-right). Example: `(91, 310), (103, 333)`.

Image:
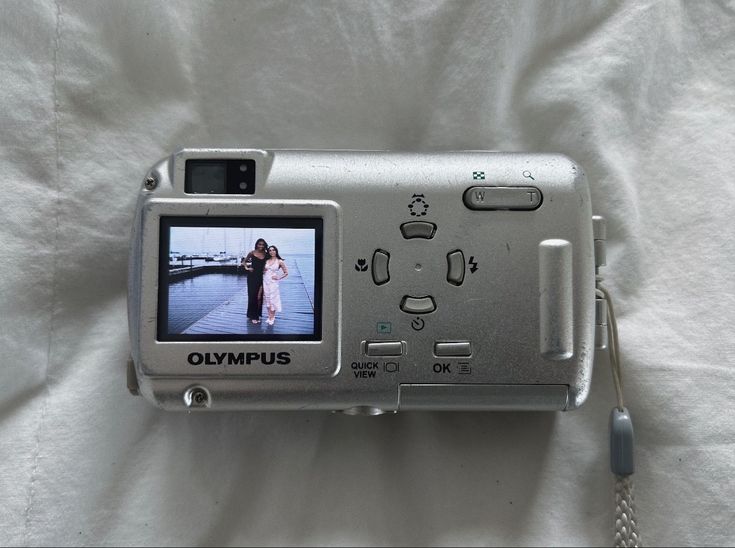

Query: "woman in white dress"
(263, 245), (288, 325)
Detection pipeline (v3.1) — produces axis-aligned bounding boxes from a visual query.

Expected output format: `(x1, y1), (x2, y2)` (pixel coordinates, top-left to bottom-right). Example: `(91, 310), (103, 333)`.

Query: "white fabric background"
(2, 1), (734, 546)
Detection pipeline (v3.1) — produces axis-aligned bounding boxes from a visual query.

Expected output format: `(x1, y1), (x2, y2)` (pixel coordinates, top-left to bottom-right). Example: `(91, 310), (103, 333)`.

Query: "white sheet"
(2, 1), (734, 545)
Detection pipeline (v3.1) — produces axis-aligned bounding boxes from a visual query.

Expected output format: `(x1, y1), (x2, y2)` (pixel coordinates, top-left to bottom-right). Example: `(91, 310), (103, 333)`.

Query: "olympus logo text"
(187, 352), (292, 366)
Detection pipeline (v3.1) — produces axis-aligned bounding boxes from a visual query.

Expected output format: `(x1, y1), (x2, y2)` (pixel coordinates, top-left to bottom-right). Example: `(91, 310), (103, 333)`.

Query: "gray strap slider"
(610, 407), (635, 476)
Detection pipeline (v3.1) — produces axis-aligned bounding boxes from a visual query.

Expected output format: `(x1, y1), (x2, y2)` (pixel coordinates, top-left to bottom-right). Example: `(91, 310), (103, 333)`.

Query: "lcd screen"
(158, 217), (322, 341)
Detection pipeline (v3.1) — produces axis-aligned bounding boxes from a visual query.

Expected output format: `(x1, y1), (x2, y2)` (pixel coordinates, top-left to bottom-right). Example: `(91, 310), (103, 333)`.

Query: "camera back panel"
(128, 149), (596, 413)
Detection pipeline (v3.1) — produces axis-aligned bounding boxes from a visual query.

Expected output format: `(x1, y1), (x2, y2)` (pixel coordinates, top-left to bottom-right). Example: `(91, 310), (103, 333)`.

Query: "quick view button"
(464, 186), (542, 210)
(364, 341), (404, 357)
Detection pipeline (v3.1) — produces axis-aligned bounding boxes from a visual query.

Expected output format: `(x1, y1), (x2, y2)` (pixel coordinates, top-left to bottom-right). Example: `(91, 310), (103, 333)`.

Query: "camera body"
(128, 149), (600, 413)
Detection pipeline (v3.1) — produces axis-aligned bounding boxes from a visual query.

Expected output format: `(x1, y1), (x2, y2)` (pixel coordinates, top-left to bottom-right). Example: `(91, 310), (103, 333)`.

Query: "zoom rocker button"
(372, 249), (390, 285)
(464, 186), (542, 210)
(400, 295), (436, 314)
(365, 341), (404, 357)
(400, 221), (437, 239)
(434, 341), (472, 357)
(446, 250), (465, 286)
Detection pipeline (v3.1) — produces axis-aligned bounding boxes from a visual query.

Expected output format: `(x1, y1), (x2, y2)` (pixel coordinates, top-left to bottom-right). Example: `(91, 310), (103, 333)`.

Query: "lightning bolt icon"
(469, 256), (478, 273)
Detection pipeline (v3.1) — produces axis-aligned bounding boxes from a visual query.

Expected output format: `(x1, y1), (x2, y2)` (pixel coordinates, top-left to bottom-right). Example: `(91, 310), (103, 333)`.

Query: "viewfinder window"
(185, 159), (256, 194)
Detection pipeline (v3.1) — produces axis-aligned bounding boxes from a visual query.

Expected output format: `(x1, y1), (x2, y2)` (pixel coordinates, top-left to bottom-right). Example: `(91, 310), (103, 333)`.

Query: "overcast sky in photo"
(169, 227), (316, 257)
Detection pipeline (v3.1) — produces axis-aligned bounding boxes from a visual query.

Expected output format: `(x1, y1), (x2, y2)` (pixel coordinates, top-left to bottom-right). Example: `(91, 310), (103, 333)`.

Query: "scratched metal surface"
(2, 1), (734, 546)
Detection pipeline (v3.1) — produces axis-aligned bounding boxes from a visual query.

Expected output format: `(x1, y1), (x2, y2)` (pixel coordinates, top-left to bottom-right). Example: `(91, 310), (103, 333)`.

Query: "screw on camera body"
(144, 175), (158, 190)
(184, 386), (210, 408)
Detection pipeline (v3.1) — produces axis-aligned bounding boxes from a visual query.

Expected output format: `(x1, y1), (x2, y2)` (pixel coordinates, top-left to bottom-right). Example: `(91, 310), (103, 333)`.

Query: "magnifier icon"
(523, 170), (535, 180)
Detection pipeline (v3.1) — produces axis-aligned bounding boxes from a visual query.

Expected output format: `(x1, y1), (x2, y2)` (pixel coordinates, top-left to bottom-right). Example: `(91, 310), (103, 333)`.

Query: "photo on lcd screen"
(158, 217), (322, 341)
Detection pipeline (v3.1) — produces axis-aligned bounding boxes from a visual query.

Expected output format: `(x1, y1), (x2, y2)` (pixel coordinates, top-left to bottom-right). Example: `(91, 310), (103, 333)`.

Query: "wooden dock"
(182, 261), (315, 335)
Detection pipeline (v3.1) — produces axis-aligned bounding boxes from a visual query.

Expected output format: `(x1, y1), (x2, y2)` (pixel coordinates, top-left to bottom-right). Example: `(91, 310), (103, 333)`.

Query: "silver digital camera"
(127, 149), (607, 413)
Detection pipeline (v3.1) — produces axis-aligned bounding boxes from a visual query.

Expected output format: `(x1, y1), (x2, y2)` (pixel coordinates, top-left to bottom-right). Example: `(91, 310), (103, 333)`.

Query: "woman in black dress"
(242, 238), (268, 324)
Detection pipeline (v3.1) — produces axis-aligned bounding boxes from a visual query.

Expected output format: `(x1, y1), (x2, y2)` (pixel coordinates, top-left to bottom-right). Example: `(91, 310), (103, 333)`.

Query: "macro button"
(400, 295), (436, 314)
(365, 341), (403, 357)
(372, 249), (390, 285)
(434, 341), (472, 357)
(446, 250), (465, 286)
(464, 186), (542, 210)
(400, 221), (437, 239)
